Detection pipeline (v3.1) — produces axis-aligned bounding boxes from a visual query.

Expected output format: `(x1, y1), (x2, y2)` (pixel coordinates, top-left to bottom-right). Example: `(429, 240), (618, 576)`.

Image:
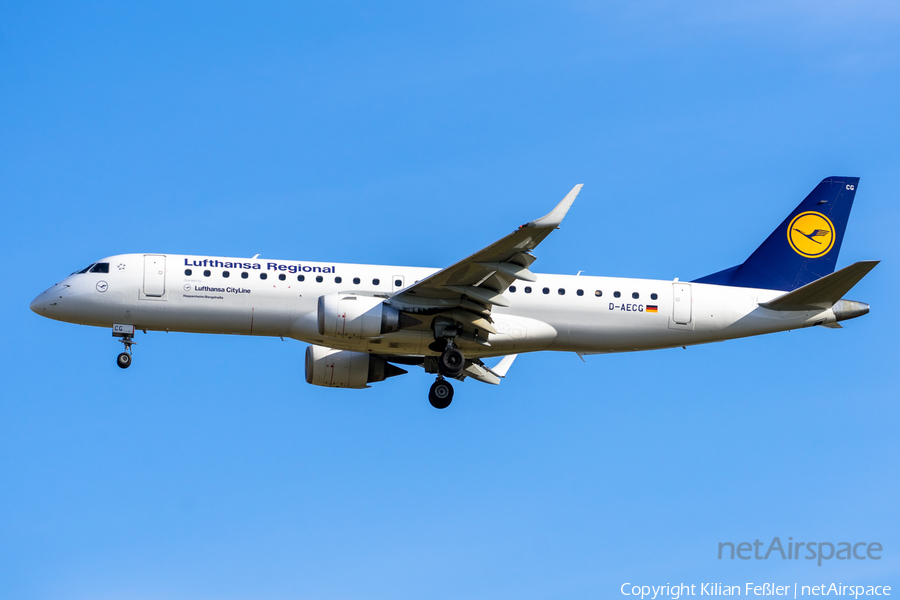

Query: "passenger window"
(316, 275), (323, 283)
(614, 291), (621, 298)
(223, 271), (230, 278)
(524, 286), (532, 294)
(394, 279), (402, 287)
(298, 275), (305, 282)
(509, 285), (517, 293)
(632, 292), (639, 299)
(542, 287), (550, 294)
(241, 272), (248, 279)
(278, 274), (286, 281)
(558, 288), (565, 295)
(184, 269), (192, 276)
(203, 270), (211, 277)
(89, 263), (110, 274)
(373, 278), (380, 285)
(595, 290), (602, 297)
(651, 293), (658, 300)
(353, 277), (360, 284)
(335, 277), (342, 284)
(577, 289), (584, 296)
(260, 273), (268, 280)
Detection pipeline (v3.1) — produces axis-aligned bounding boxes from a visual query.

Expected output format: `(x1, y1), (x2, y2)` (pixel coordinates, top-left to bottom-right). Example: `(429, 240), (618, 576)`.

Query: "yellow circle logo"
(787, 211), (835, 258)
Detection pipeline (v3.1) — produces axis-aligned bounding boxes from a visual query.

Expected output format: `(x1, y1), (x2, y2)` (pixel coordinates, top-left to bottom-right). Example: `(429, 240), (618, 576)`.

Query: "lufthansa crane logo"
(787, 211), (835, 258)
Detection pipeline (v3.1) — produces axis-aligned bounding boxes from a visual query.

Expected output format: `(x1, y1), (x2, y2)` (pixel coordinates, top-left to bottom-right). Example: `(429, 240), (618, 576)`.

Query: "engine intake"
(317, 294), (418, 338)
(305, 346), (407, 389)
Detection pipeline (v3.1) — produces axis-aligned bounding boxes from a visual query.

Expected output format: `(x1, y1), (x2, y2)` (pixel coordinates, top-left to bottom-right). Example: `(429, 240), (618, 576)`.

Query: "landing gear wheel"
(438, 347), (465, 378)
(114, 329), (136, 370)
(429, 379), (454, 409)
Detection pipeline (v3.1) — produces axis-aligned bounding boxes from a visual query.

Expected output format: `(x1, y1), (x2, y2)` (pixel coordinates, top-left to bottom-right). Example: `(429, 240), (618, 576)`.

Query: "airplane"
(30, 176), (877, 409)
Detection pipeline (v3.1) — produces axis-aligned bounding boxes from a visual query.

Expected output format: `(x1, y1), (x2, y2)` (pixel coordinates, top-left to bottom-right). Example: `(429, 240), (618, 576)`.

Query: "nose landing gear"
(113, 324), (136, 369)
(428, 378), (454, 409)
(117, 351), (132, 369)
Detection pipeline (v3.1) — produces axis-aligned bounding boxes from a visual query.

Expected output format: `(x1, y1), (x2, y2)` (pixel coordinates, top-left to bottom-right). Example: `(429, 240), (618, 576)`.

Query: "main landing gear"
(427, 335), (466, 409)
(439, 346), (465, 378)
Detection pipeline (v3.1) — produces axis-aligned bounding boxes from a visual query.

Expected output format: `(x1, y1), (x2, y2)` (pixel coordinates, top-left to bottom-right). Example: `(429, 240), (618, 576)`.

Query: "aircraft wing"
(390, 185), (583, 320)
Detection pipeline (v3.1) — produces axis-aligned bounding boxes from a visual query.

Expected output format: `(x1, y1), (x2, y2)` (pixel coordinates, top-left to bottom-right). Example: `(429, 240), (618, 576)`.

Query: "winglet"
(487, 354), (518, 378)
(527, 184), (583, 228)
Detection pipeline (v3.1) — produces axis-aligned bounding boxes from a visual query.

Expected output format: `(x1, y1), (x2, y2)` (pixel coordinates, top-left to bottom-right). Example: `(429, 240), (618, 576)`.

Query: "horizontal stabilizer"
(759, 260), (879, 311)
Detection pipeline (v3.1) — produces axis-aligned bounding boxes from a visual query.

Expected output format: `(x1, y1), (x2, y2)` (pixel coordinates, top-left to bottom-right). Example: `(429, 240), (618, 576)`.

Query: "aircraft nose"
(30, 292), (46, 314)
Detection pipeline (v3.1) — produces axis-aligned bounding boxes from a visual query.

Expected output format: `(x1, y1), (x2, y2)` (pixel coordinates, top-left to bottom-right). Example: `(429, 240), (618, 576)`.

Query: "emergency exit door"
(672, 282), (692, 325)
(143, 255), (166, 297)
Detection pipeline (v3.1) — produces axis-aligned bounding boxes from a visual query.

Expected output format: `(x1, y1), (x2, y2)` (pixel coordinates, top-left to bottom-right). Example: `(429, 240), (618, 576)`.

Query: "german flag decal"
(646, 305), (658, 313)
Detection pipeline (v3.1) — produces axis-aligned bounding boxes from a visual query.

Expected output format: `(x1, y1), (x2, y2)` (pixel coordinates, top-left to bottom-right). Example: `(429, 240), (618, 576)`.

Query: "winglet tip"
(491, 354), (518, 378)
(528, 184), (583, 228)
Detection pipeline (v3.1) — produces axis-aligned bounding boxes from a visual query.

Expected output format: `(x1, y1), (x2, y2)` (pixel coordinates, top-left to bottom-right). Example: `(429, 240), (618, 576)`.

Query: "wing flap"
(476, 261), (538, 282)
(444, 285), (511, 307)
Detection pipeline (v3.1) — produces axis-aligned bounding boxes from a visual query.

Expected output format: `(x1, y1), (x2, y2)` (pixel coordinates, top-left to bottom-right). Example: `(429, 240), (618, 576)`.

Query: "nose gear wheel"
(428, 378), (454, 409)
(114, 330), (136, 369)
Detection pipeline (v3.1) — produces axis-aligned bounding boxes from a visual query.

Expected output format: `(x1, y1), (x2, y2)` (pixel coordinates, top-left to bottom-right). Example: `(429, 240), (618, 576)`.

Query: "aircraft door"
(392, 275), (405, 293)
(143, 254), (167, 297)
(672, 282), (692, 324)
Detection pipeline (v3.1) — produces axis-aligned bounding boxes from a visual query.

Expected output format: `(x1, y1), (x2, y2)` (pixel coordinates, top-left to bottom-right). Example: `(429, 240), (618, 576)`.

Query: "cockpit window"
(72, 264), (95, 275)
(89, 263), (110, 274)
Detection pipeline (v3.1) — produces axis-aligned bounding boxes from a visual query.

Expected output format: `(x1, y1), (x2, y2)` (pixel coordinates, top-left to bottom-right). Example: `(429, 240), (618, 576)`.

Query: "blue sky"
(1, 2), (898, 598)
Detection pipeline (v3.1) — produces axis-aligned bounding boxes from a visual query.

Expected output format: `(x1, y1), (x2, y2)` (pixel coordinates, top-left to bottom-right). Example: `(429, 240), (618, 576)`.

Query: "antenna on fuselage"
(252, 254), (260, 259)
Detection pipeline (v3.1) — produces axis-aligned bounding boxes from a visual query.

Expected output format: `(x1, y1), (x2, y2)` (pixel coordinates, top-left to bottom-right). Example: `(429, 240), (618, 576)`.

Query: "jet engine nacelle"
(304, 345), (407, 389)
(317, 294), (403, 338)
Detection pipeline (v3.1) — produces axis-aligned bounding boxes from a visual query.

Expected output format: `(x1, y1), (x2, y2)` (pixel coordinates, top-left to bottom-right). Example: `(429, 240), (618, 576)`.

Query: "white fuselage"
(31, 253), (839, 358)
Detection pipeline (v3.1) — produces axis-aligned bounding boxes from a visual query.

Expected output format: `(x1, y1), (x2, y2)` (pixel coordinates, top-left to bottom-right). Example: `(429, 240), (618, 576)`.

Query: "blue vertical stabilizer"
(693, 177), (859, 291)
